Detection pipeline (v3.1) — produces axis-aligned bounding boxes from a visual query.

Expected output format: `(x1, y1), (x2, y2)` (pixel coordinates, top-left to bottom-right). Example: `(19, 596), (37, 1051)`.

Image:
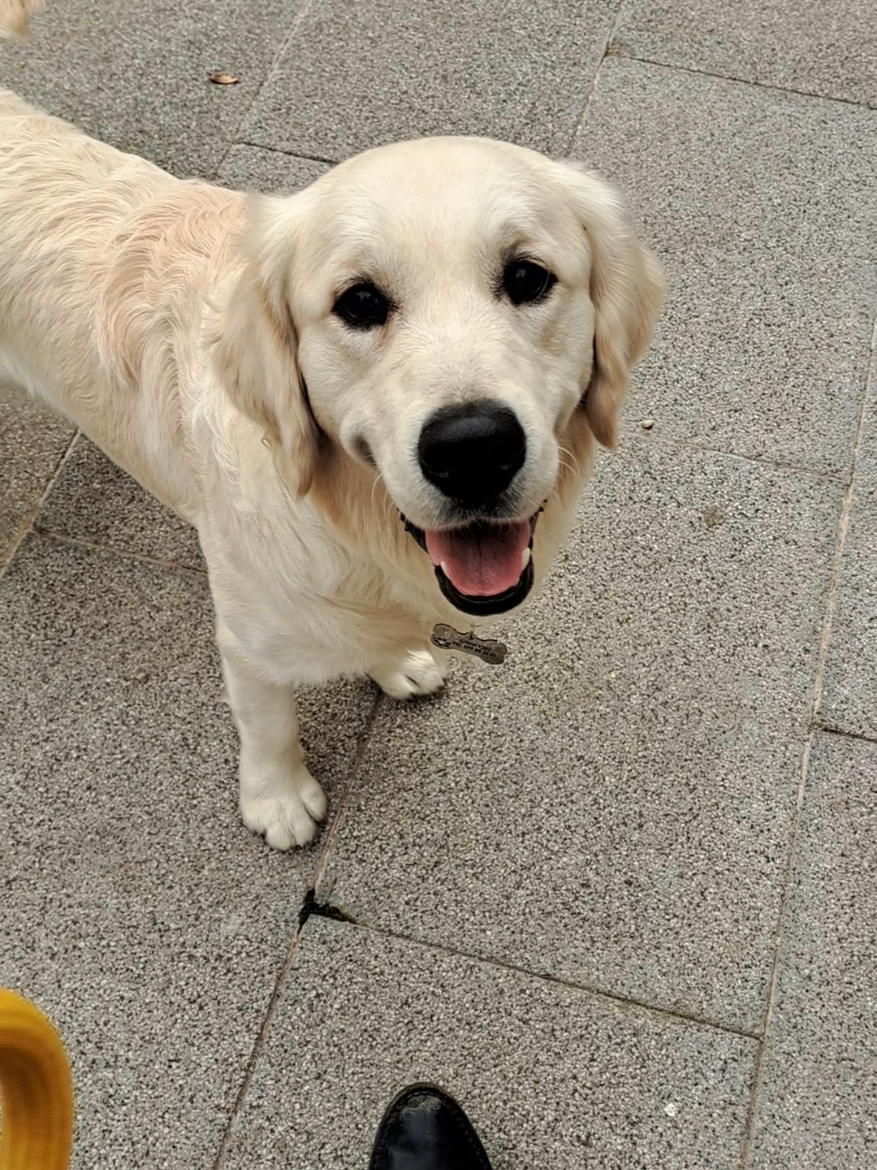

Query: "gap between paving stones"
(209, 699), (385, 1170)
(617, 432), (848, 483)
(601, 48), (877, 112)
(222, 8), (875, 189)
(211, 0), (324, 181)
(563, 0), (629, 151)
(210, 911), (764, 1167)
(211, 917), (762, 1165)
(311, 694), (389, 890)
(815, 722), (877, 748)
(210, 925), (309, 1170)
(32, 526), (209, 580)
(566, 1), (876, 169)
(227, 0), (624, 171)
(299, 902), (764, 1042)
(738, 314), (876, 1166)
(0, 426), (78, 576)
(236, 139), (340, 167)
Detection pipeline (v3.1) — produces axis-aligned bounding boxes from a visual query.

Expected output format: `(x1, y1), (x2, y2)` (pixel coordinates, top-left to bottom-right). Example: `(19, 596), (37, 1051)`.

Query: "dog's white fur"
(0, 5), (663, 847)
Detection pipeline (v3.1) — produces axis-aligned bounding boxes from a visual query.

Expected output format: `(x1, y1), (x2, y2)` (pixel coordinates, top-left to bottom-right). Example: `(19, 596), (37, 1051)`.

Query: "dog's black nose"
(418, 401), (526, 506)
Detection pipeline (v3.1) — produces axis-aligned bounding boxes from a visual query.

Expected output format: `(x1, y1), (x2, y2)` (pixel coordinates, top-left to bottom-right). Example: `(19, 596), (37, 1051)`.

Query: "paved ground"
(1, 2), (875, 1167)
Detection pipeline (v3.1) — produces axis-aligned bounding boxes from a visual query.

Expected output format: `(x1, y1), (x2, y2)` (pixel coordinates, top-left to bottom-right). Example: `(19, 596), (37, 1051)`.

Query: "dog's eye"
(332, 282), (391, 329)
(501, 260), (556, 306)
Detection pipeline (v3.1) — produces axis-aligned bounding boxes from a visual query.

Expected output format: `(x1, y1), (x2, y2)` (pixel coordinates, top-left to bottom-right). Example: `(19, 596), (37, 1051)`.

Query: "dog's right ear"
(554, 162), (665, 450)
(212, 194), (321, 498)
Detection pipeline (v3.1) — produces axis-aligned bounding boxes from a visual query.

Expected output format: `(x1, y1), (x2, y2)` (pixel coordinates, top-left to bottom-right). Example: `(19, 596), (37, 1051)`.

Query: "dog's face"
(215, 137), (663, 616)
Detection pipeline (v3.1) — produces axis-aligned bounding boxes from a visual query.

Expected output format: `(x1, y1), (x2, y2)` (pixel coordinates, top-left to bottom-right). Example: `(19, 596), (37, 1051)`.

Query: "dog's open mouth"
(403, 514), (538, 616)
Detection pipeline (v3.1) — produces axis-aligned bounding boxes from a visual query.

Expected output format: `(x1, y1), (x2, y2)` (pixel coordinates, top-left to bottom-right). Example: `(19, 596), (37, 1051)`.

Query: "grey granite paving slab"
(819, 487), (877, 739)
(857, 358), (877, 489)
(575, 59), (877, 474)
(217, 144), (331, 193)
(0, 0), (302, 178)
(0, 535), (374, 1170)
(222, 916), (757, 1170)
(615, 0), (877, 108)
(242, 0), (617, 159)
(318, 441), (843, 1034)
(746, 733), (877, 1169)
(0, 386), (73, 566)
(36, 435), (203, 569)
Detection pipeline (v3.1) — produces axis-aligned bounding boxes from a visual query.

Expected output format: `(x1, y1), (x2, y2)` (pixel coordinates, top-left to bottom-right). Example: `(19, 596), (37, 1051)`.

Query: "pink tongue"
(424, 521), (530, 597)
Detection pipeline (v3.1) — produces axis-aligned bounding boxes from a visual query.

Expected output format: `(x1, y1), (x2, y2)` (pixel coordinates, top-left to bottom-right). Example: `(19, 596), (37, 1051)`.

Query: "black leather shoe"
(369, 1083), (493, 1170)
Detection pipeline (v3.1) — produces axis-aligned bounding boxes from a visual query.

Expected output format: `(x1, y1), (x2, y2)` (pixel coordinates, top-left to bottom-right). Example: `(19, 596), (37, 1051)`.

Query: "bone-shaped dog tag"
(431, 623), (508, 665)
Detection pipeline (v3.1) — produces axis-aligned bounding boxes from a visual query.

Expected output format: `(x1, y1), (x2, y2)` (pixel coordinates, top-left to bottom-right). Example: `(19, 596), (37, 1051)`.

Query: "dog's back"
(0, 85), (247, 517)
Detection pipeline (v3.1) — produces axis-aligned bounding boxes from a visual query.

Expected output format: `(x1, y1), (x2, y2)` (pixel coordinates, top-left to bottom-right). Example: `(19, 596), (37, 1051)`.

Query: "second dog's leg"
(218, 628), (326, 850)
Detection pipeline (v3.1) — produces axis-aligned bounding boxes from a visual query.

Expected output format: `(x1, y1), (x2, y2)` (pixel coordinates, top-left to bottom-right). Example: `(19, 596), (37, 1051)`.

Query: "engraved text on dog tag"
(430, 623), (508, 665)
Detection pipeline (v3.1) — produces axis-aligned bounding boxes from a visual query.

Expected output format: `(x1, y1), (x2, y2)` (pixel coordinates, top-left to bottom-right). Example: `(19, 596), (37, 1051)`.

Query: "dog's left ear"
(558, 163), (665, 449)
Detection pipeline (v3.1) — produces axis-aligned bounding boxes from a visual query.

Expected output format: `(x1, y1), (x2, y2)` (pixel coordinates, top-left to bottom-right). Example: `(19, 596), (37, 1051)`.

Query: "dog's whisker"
(369, 475), (396, 529)
(557, 444), (580, 475)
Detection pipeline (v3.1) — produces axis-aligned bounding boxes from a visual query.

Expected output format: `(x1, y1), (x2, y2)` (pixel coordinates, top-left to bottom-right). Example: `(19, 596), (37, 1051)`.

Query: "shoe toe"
(369, 1084), (492, 1170)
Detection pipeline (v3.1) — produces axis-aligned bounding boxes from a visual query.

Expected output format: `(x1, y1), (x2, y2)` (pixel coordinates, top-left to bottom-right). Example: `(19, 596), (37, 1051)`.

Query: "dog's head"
(214, 137), (663, 616)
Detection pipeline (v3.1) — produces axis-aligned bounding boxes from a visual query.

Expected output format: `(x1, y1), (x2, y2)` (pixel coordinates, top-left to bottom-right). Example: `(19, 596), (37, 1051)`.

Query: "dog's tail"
(0, 0), (40, 37)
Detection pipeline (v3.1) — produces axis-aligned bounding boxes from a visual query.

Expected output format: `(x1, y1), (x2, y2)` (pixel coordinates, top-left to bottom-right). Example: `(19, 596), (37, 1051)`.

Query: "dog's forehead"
(308, 138), (576, 252)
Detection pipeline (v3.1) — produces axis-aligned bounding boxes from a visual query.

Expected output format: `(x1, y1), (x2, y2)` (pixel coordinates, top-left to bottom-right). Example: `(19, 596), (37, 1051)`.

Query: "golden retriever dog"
(0, 1), (663, 848)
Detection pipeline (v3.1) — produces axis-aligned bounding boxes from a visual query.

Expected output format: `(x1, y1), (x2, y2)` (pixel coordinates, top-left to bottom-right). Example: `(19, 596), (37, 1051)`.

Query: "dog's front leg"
(217, 625), (326, 850)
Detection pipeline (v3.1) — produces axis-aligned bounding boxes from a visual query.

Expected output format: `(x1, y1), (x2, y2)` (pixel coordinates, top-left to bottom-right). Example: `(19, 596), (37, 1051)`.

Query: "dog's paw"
(239, 767), (327, 850)
(369, 648), (448, 701)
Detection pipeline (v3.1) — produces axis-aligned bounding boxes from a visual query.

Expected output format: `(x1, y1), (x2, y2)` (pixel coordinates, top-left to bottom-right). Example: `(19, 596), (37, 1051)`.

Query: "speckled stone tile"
(856, 359), (877, 488)
(614, 0), (877, 108)
(0, 0), (303, 178)
(819, 487), (877, 739)
(574, 59), (877, 474)
(242, 0), (617, 159)
(36, 436), (203, 569)
(0, 386), (74, 566)
(746, 733), (877, 1169)
(217, 144), (331, 193)
(221, 917), (758, 1170)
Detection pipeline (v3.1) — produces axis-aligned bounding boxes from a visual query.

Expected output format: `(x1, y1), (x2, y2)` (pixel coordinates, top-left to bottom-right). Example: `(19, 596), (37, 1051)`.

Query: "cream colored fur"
(0, 0), (37, 37)
(0, 25), (663, 847)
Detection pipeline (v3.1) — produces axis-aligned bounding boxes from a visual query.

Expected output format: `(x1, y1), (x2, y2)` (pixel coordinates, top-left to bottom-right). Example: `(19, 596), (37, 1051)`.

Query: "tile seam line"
(738, 311), (877, 1169)
(565, 0), (629, 152)
(211, 0), (321, 181)
(815, 721), (877, 747)
(210, 925), (308, 1170)
(317, 915), (760, 1041)
(233, 139), (339, 167)
(311, 692), (388, 896)
(621, 432), (848, 481)
(0, 427), (79, 580)
(31, 527), (207, 579)
(610, 52), (877, 111)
